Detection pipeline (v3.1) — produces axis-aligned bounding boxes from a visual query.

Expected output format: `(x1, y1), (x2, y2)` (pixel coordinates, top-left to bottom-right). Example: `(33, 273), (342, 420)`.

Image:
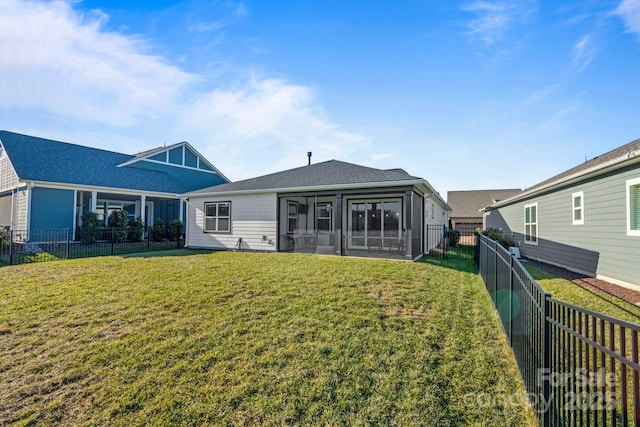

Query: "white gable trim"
(117, 141), (230, 182)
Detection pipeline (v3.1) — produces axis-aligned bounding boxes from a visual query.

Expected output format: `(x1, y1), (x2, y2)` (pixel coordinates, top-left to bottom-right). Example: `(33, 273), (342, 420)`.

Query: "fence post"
(542, 294), (552, 427)
(9, 229), (13, 266)
(492, 240), (498, 300)
(509, 253), (514, 344)
(66, 228), (71, 259)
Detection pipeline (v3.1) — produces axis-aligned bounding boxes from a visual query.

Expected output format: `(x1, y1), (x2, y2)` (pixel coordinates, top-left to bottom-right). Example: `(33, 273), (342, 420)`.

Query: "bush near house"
(168, 219), (183, 241)
(128, 217), (145, 242)
(481, 227), (514, 249)
(151, 218), (165, 242)
(107, 210), (129, 243)
(80, 212), (99, 244)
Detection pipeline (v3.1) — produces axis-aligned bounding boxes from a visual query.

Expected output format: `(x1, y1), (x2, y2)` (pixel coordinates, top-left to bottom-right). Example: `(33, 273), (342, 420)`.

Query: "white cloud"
(615, 0), (640, 36)
(571, 35), (596, 70)
(461, 0), (537, 45)
(0, 0), (369, 180)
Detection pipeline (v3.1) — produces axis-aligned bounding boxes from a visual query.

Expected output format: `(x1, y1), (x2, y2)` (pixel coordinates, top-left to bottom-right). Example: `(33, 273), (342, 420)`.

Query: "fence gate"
(424, 224), (477, 262)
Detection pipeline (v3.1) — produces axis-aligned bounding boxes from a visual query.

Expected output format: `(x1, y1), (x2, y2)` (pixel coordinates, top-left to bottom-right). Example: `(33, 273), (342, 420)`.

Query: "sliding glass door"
(348, 199), (401, 249)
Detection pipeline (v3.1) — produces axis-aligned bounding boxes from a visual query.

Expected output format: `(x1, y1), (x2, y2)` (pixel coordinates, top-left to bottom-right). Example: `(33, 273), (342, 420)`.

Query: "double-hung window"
(204, 202), (231, 233)
(627, 178), (640, 236)
(572, 191), (584, 225)
(524, 203), (538, 244)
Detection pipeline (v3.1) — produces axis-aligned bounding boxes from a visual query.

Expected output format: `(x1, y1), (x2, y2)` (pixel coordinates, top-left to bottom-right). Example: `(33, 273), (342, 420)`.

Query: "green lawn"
(1, 251), (535, 426)
(524, 264), (640, 324)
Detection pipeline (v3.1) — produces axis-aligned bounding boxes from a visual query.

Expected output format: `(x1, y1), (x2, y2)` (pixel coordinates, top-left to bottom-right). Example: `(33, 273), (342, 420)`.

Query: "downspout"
(10, 187), (15, 230)
(184, 197), (189, 248)
(25, 182), (34, 236)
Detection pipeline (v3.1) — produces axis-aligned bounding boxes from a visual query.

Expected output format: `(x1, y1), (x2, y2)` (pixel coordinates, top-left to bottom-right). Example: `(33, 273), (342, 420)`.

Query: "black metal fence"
(425, 224), (477, 262)
(477, 233), (640, 426)
(0, 228), (183, 266)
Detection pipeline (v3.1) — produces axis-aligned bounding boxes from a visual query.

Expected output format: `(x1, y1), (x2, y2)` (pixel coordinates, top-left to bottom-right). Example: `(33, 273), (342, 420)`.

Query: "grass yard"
(1, 251), (535, 426)
(525, 264), (640, 324)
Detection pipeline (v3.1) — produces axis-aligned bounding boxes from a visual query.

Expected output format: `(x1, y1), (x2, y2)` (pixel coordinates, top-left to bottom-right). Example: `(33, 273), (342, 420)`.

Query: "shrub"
(0, 227), (10, 249)
(108, 210), (129, 243)
(445, 229), (460, 247)
(128, 217), (145, 242)
(80, 212), (99, 244)
(481, 227), (515, 249)
(151, 218), (165, 242)
(168, 219), (183, 241)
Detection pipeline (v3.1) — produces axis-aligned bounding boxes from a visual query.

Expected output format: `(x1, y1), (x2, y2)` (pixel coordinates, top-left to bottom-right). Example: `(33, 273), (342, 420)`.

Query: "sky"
(1, 0), (640, 198)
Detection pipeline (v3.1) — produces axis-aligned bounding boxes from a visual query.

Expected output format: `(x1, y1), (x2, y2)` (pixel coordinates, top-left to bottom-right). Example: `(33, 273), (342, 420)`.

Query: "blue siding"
(149, 152), (166, 162)
(154, 199), (181, 226)
(169, 147), (182, 165)
(185, 148), (198, 168)
(131, 161), (227, 192)
(30, 187), (74, 230)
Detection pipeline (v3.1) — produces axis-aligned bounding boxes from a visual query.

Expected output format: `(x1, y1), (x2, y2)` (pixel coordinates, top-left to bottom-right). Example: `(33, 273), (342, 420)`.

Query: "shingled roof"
(0, 130), (187, 194)
(188, 160), (422, 195)
(447, 189), (521, 217)
(489, 137), (640, 209)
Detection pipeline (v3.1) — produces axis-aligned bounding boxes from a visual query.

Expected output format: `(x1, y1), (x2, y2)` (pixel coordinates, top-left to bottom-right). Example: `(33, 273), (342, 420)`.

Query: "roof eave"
(187, 179), (429, 198)
(22, 179), (183, 198)
(488, 150), (640, 210)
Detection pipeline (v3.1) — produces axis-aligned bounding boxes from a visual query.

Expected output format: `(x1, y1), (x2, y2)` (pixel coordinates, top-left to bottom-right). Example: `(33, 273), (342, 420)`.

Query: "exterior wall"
(187, 193), (277, 251)
(486, 165), (640, 285)
(14, 188), (28, 231)
(412, 191), (424, 259)
(425, 196), (448, 227)
(154, 199), (181, 226)
(30, 187), (75, 231)
(0, 194), (11, 226)
(129, 161), (226, 192)
(0, 154), (19, 192)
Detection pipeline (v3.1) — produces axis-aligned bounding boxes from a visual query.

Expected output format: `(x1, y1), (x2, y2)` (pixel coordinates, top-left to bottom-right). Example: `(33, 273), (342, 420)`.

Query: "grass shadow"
(119, 248), (217, 259)
(418, 255), (478, 274)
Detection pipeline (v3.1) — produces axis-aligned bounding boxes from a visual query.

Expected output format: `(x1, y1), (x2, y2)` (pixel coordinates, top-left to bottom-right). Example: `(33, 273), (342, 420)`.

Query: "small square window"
(204, 201), (231, 233)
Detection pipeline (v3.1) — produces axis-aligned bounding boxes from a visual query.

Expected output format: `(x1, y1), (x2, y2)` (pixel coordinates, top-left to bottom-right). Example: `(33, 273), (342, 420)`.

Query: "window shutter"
(632, 185), (640, 230)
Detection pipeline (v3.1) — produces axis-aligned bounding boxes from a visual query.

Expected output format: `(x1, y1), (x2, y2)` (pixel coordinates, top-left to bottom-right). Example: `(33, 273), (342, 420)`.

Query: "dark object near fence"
(477, 233), (640, 426)
(0, 228), (183, 267)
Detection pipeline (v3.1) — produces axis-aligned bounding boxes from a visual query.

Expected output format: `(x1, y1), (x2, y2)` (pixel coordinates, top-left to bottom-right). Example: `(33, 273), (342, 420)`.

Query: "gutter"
(22, 180), (182, 199)
(487, 149), (640, 210)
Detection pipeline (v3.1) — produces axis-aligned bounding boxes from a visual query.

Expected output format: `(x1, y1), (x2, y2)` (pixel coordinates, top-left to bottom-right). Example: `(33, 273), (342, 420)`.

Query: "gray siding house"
(0, 131), (229, 238)
(185, 160), (451, 260)
(484, 138), (640, 289)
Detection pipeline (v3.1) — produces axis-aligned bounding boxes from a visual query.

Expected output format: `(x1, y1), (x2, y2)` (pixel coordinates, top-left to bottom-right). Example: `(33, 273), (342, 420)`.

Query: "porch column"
(178, 197), (185, 223)
(90, 191), (97, 212)
(72, 190), (77, 240)
(140, 195), (146, 225)
(335, 194), (343, 256)
(404, 190), (413, 260)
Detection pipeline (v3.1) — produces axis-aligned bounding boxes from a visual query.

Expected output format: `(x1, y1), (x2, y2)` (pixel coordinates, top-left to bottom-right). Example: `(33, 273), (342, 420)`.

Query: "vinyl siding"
(30, 187), (75, 231)
(0, 194), (11, 226)
(487, 165), (640, 285)
(187, 193), (277, 251)
(14, 188), (28, 231)
(0, 155), (19, 191)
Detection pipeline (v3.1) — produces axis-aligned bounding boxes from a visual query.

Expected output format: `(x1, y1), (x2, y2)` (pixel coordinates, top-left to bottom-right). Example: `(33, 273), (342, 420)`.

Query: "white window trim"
(626, 177), (640, 237)
(204, 201), (231, 233)
(572, 191), (584, 225)
(524, 202), (538, 245)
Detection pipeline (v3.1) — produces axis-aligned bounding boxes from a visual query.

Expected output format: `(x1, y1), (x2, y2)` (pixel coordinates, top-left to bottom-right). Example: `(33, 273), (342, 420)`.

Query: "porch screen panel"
(383, 201), (401, 240)
(351, 203), (366, 246)
(367, 202), (382, 247)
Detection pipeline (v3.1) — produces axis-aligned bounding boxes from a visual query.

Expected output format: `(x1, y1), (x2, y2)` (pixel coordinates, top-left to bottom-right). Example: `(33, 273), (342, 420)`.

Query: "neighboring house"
(484, 138), (640, 289)
(0, 131), (229, 238)
(447, 189), (521, 232)
(185, 160), (451, 260)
